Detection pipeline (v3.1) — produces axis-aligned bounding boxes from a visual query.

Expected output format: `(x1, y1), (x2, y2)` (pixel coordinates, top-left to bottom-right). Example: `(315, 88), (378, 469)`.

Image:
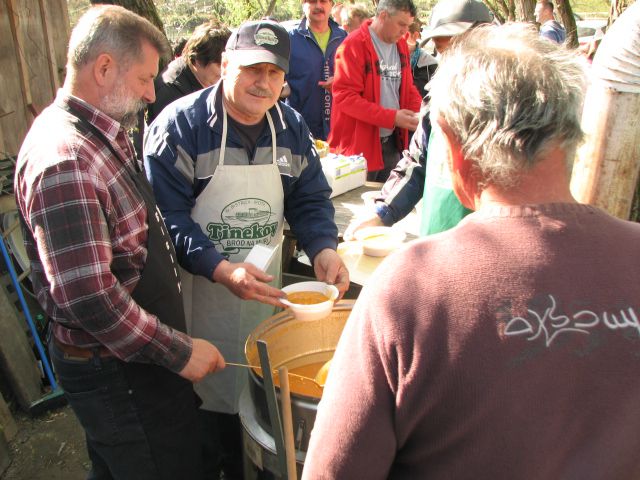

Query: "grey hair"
(428, 23), (586, 189)
(67, 5), (169, 73)
(377, 0), (417, 19)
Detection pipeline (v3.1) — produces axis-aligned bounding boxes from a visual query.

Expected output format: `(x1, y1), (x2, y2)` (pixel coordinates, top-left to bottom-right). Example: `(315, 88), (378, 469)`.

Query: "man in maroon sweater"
(303, 23), (640, 479)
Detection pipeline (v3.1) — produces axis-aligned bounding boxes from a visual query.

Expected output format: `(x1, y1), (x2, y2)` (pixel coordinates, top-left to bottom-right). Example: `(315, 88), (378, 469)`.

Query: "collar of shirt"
(54, 89), (139, 171)
(54, 89), (124, 145)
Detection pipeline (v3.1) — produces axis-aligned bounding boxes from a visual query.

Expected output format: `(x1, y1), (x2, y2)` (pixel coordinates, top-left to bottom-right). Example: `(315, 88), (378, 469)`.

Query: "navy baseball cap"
(225, 20), (290, 73)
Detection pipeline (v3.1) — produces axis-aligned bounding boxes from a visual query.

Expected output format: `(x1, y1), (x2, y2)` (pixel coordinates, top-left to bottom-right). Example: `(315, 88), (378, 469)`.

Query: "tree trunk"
(484, 0), (517, 22)
(632, 177), (640, 222)
(264, 0), (278, 17)
(556, 0), (578, 48)
(515, 0), (535, 21)
(89, 0), (165, 35)
(610, 0), (630, 21)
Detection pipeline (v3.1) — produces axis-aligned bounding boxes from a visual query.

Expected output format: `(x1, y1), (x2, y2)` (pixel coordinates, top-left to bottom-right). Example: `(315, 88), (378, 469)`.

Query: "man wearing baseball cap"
(144, 19), (348, 479)
(421, 0), (493, 51)
(344, 0), (494, 241)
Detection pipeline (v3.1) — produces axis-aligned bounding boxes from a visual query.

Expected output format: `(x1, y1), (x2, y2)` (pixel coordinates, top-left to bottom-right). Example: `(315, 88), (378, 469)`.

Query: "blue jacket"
(143, 82), (338, 279)
(540, 20), (566, 44)
(285, 18), (347, 141)
(375, 113), (430, 226)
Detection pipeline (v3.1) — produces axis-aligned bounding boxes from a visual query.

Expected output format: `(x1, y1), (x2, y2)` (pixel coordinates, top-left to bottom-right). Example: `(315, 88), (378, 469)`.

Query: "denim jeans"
(49, 339), (203, 480)
(366, 136), (401, 183)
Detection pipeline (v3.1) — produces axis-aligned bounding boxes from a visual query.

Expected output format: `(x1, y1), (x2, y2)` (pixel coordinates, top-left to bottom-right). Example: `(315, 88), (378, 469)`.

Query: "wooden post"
(37, 0), (60, 95)
(6, 0), (34, 125)
(278, 366), (297, 480)
(570, 3), (640, 220)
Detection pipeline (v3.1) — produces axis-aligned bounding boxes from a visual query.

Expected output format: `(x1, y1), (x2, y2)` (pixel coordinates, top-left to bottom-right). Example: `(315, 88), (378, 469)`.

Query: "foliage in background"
(68, 0), (616, 42)
(87, 0), (166, 33)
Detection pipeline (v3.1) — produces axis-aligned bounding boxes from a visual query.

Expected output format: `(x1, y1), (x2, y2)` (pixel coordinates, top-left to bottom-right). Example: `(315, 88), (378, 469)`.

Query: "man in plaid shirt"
(15, 6), (224, 479)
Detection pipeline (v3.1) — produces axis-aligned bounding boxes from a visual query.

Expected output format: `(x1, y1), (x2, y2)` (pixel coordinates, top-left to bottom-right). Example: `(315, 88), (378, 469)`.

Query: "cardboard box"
(320, 153), (367, 198)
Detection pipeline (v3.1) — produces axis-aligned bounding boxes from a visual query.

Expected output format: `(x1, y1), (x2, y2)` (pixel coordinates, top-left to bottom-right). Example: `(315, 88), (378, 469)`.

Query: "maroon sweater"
(303, 203), (640, 480)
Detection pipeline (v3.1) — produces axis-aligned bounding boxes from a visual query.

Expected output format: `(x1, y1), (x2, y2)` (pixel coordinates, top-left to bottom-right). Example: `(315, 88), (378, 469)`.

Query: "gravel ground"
(1, 405), (89, 480)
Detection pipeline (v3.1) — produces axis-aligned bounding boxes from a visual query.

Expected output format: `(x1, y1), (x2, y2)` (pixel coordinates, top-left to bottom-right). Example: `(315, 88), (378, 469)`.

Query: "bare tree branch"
(264, 0), (277, 17)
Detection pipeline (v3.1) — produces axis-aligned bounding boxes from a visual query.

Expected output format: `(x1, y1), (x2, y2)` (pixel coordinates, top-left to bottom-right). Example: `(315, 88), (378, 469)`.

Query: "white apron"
(182, 108), (284, 413)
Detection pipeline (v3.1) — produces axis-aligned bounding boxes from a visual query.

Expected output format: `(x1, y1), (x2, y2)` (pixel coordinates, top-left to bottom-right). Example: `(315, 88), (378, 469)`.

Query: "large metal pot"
(240, 300), (354, 478)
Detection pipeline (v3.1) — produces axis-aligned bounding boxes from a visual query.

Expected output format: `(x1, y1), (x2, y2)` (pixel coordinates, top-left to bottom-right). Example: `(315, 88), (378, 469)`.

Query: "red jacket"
(328, 19), (422, 172)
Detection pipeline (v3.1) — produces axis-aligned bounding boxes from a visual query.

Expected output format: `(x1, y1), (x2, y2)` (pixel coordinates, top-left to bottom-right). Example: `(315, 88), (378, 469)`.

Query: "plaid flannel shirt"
(15, 91), (191, 372)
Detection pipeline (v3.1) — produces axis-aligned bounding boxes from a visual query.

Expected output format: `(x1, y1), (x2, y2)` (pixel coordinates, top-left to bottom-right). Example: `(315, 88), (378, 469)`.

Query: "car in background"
(574, 13), (607, 48)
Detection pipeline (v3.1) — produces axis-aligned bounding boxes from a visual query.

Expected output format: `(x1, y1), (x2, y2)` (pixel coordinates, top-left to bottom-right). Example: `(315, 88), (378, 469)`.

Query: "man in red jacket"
(328, 0), (422, 181)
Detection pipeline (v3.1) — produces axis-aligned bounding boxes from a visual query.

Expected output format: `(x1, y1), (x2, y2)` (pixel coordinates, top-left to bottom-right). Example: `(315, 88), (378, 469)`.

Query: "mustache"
(247, 88), (272, 98)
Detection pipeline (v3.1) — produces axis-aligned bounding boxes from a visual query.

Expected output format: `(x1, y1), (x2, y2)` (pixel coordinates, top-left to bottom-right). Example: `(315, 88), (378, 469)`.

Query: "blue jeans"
(49, 339), (203, 480)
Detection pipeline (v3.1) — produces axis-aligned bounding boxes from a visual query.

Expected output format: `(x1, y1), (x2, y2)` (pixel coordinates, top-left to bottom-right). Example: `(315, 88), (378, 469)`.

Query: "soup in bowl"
(281, 281), (339, 321)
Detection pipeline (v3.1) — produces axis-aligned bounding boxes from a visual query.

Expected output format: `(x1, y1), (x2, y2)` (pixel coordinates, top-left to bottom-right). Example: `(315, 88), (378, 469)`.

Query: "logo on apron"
(205, 197), (279, 257)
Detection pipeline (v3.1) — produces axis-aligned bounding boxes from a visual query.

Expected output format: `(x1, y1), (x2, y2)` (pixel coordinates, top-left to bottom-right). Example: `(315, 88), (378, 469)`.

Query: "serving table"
(284, 182), (420, 287)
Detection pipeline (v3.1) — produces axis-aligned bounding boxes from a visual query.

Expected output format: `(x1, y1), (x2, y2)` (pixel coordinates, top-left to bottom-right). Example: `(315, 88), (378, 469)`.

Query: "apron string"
(220, 105), (278, 166)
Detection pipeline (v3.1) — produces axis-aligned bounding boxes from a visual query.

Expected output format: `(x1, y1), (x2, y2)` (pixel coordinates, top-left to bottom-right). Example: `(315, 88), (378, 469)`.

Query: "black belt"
(53, 337), (112, 359)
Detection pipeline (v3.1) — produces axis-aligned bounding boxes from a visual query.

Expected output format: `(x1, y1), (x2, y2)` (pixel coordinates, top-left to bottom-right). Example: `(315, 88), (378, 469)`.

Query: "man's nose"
(143, 82), (156, 104)
(255, 70), (269, 87)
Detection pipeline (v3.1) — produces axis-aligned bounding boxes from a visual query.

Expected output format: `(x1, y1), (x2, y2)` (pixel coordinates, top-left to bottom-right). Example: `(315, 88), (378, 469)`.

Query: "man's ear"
(437, 117), (478, 210)
(93, 53), (116, 87)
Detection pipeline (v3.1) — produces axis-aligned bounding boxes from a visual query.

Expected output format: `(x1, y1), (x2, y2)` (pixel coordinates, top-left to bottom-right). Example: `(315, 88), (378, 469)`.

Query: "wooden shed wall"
(0, 0), (70, 160)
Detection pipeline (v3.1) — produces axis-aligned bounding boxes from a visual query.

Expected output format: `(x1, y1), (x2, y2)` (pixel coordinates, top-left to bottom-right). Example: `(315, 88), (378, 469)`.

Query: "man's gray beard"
(100, 81), (145, 130)
(117, 108), (143, 130)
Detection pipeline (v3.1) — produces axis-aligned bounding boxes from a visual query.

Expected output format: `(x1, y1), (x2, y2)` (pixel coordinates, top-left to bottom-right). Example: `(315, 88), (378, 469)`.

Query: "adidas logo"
(276, 155), (290, 168)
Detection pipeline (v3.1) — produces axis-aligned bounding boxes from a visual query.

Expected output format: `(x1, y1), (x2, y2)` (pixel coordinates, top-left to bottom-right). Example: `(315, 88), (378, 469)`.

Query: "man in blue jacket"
(286, 0), (347, 140)
(535, 0), (566, 44)
(144, 20), (349, 479)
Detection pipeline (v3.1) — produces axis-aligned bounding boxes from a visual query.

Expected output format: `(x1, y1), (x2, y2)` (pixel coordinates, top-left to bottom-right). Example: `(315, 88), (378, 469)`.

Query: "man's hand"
(313, 248), (350, 299)
(343, 212), (385, 241)
(212, 260), (286, 307)
(394, 109), (419, 131)
(179, 338), (225, 382)
(318, 76), (335, 91)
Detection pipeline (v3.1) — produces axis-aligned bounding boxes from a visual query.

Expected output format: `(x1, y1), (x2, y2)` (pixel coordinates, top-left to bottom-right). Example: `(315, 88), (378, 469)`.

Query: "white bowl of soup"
(354, 226), (406, 257)
(281, 281), (339, 321)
